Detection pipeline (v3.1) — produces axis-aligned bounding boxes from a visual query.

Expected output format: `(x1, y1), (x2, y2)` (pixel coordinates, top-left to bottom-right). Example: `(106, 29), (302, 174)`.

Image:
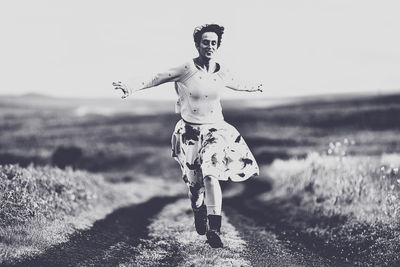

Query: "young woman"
(113, 24), (262, 248)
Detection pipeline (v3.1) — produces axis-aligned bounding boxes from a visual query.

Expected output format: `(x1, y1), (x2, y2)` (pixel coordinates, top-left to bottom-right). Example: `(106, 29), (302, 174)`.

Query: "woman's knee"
(204, 175), (219, 186)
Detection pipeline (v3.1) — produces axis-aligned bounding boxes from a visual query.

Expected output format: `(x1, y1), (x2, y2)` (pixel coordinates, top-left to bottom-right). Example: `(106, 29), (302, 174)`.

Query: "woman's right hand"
(112, 81), (130, 99)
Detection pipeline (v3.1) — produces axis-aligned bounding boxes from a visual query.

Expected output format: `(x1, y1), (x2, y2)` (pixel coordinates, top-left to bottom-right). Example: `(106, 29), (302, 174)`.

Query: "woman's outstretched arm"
(219, 67), (263, 93)
(113, 63), (189, 98)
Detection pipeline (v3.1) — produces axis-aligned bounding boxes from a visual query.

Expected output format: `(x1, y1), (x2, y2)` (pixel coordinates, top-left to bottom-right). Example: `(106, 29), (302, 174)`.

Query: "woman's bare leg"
(204, 175), (222, 215)
(204, 175), (224, 248)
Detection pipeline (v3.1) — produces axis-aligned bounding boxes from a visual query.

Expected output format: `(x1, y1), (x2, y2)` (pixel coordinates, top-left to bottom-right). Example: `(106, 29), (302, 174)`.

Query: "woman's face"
(197, 32), (219, 59)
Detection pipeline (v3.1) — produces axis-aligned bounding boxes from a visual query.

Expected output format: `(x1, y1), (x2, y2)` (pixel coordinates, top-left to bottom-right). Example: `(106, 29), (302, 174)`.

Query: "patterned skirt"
(171, 119), (259, 188)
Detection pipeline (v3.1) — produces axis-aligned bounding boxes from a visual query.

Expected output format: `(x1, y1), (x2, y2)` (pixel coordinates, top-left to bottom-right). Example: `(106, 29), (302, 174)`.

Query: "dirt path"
(10, 180), (345, 267)
(120, 198), (252, 266)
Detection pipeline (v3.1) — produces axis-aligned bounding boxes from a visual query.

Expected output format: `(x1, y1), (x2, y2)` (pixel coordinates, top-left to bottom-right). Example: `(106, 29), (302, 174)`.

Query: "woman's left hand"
(112, 81), (130, 99)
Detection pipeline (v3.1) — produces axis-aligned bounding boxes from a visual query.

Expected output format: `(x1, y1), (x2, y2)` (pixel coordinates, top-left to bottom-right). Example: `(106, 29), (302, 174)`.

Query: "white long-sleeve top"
(129, 59), (260, 124)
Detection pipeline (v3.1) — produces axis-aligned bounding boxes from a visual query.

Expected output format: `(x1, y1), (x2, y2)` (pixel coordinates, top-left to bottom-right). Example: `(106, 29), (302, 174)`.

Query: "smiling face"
(196, 32), (219, 60)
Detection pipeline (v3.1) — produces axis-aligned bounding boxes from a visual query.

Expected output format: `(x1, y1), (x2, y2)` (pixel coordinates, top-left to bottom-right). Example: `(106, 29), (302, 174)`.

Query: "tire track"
(224, 207), (334, 267)
(11, 196), (180, 267)
(223, 178), (344, 267)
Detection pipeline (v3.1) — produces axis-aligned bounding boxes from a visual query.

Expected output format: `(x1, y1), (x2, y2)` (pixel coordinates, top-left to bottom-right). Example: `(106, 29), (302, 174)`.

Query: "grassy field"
(1, 92), (400, 265)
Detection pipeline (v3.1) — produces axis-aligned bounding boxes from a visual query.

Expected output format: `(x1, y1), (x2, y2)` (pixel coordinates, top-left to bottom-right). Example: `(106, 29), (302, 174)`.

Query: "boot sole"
(206, 231), (224, 248)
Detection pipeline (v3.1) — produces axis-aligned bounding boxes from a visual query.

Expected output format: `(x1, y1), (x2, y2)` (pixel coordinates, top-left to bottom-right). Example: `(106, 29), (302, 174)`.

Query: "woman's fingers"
(113, 82), (127, 91)
(112, 81), (130, 98)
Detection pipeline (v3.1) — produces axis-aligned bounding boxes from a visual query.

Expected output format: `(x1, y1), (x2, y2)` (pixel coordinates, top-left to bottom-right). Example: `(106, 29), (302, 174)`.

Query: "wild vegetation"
(0, 165), (108, 226)
(261, 151), (400, 265)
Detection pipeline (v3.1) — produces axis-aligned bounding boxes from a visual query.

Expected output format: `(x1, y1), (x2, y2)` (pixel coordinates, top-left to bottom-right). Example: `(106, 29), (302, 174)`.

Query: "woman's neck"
(195, 56), (217, 73)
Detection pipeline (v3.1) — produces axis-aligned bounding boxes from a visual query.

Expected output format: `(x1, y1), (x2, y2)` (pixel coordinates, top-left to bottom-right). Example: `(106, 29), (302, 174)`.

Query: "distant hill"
(1, 90), (400, 116)
(0, 94), (176, 116)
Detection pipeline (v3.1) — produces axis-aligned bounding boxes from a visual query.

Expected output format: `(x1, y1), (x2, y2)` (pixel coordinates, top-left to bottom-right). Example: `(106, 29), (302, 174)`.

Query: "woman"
(113, 24), (262, 248)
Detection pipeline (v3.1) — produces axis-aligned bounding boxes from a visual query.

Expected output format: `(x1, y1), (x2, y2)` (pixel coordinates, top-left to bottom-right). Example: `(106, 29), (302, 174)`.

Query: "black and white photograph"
(1, 0), (400, 266)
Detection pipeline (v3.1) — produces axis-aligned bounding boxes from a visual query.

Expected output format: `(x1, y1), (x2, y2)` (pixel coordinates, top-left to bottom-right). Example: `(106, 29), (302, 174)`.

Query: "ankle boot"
(192, 204), (207, 235)
(206, 215), (223, 248)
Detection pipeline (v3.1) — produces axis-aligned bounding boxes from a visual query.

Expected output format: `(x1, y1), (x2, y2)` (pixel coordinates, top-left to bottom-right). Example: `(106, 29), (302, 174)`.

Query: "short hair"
(193, 24), (225, 48)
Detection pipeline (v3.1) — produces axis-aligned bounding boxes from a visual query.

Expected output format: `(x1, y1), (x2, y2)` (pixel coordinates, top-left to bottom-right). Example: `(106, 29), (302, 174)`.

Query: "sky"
(0, 0), (399, 100)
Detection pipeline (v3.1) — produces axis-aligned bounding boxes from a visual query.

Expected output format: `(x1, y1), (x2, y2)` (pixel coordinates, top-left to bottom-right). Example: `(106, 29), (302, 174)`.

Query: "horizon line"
(1, 88), (400, 102)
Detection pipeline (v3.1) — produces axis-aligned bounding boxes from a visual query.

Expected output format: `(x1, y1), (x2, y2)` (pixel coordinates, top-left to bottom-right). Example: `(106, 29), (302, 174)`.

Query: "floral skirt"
(171, 119), (259, 188)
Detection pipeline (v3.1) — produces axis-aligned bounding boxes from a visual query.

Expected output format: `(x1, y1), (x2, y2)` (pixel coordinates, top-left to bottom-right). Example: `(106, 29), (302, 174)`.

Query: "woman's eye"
(202, 40), (209, 45)
(211, 41), (217, 46)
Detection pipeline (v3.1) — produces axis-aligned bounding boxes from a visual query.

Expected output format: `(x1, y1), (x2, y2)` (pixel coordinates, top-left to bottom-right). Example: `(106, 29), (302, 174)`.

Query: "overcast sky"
(0, 0), (399, 100)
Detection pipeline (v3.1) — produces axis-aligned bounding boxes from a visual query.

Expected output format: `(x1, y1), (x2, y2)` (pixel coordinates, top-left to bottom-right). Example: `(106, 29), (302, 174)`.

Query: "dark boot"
(193, 204), (208, 235)
(190, 186), (207, 235)
(206, 215), (223, 248)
